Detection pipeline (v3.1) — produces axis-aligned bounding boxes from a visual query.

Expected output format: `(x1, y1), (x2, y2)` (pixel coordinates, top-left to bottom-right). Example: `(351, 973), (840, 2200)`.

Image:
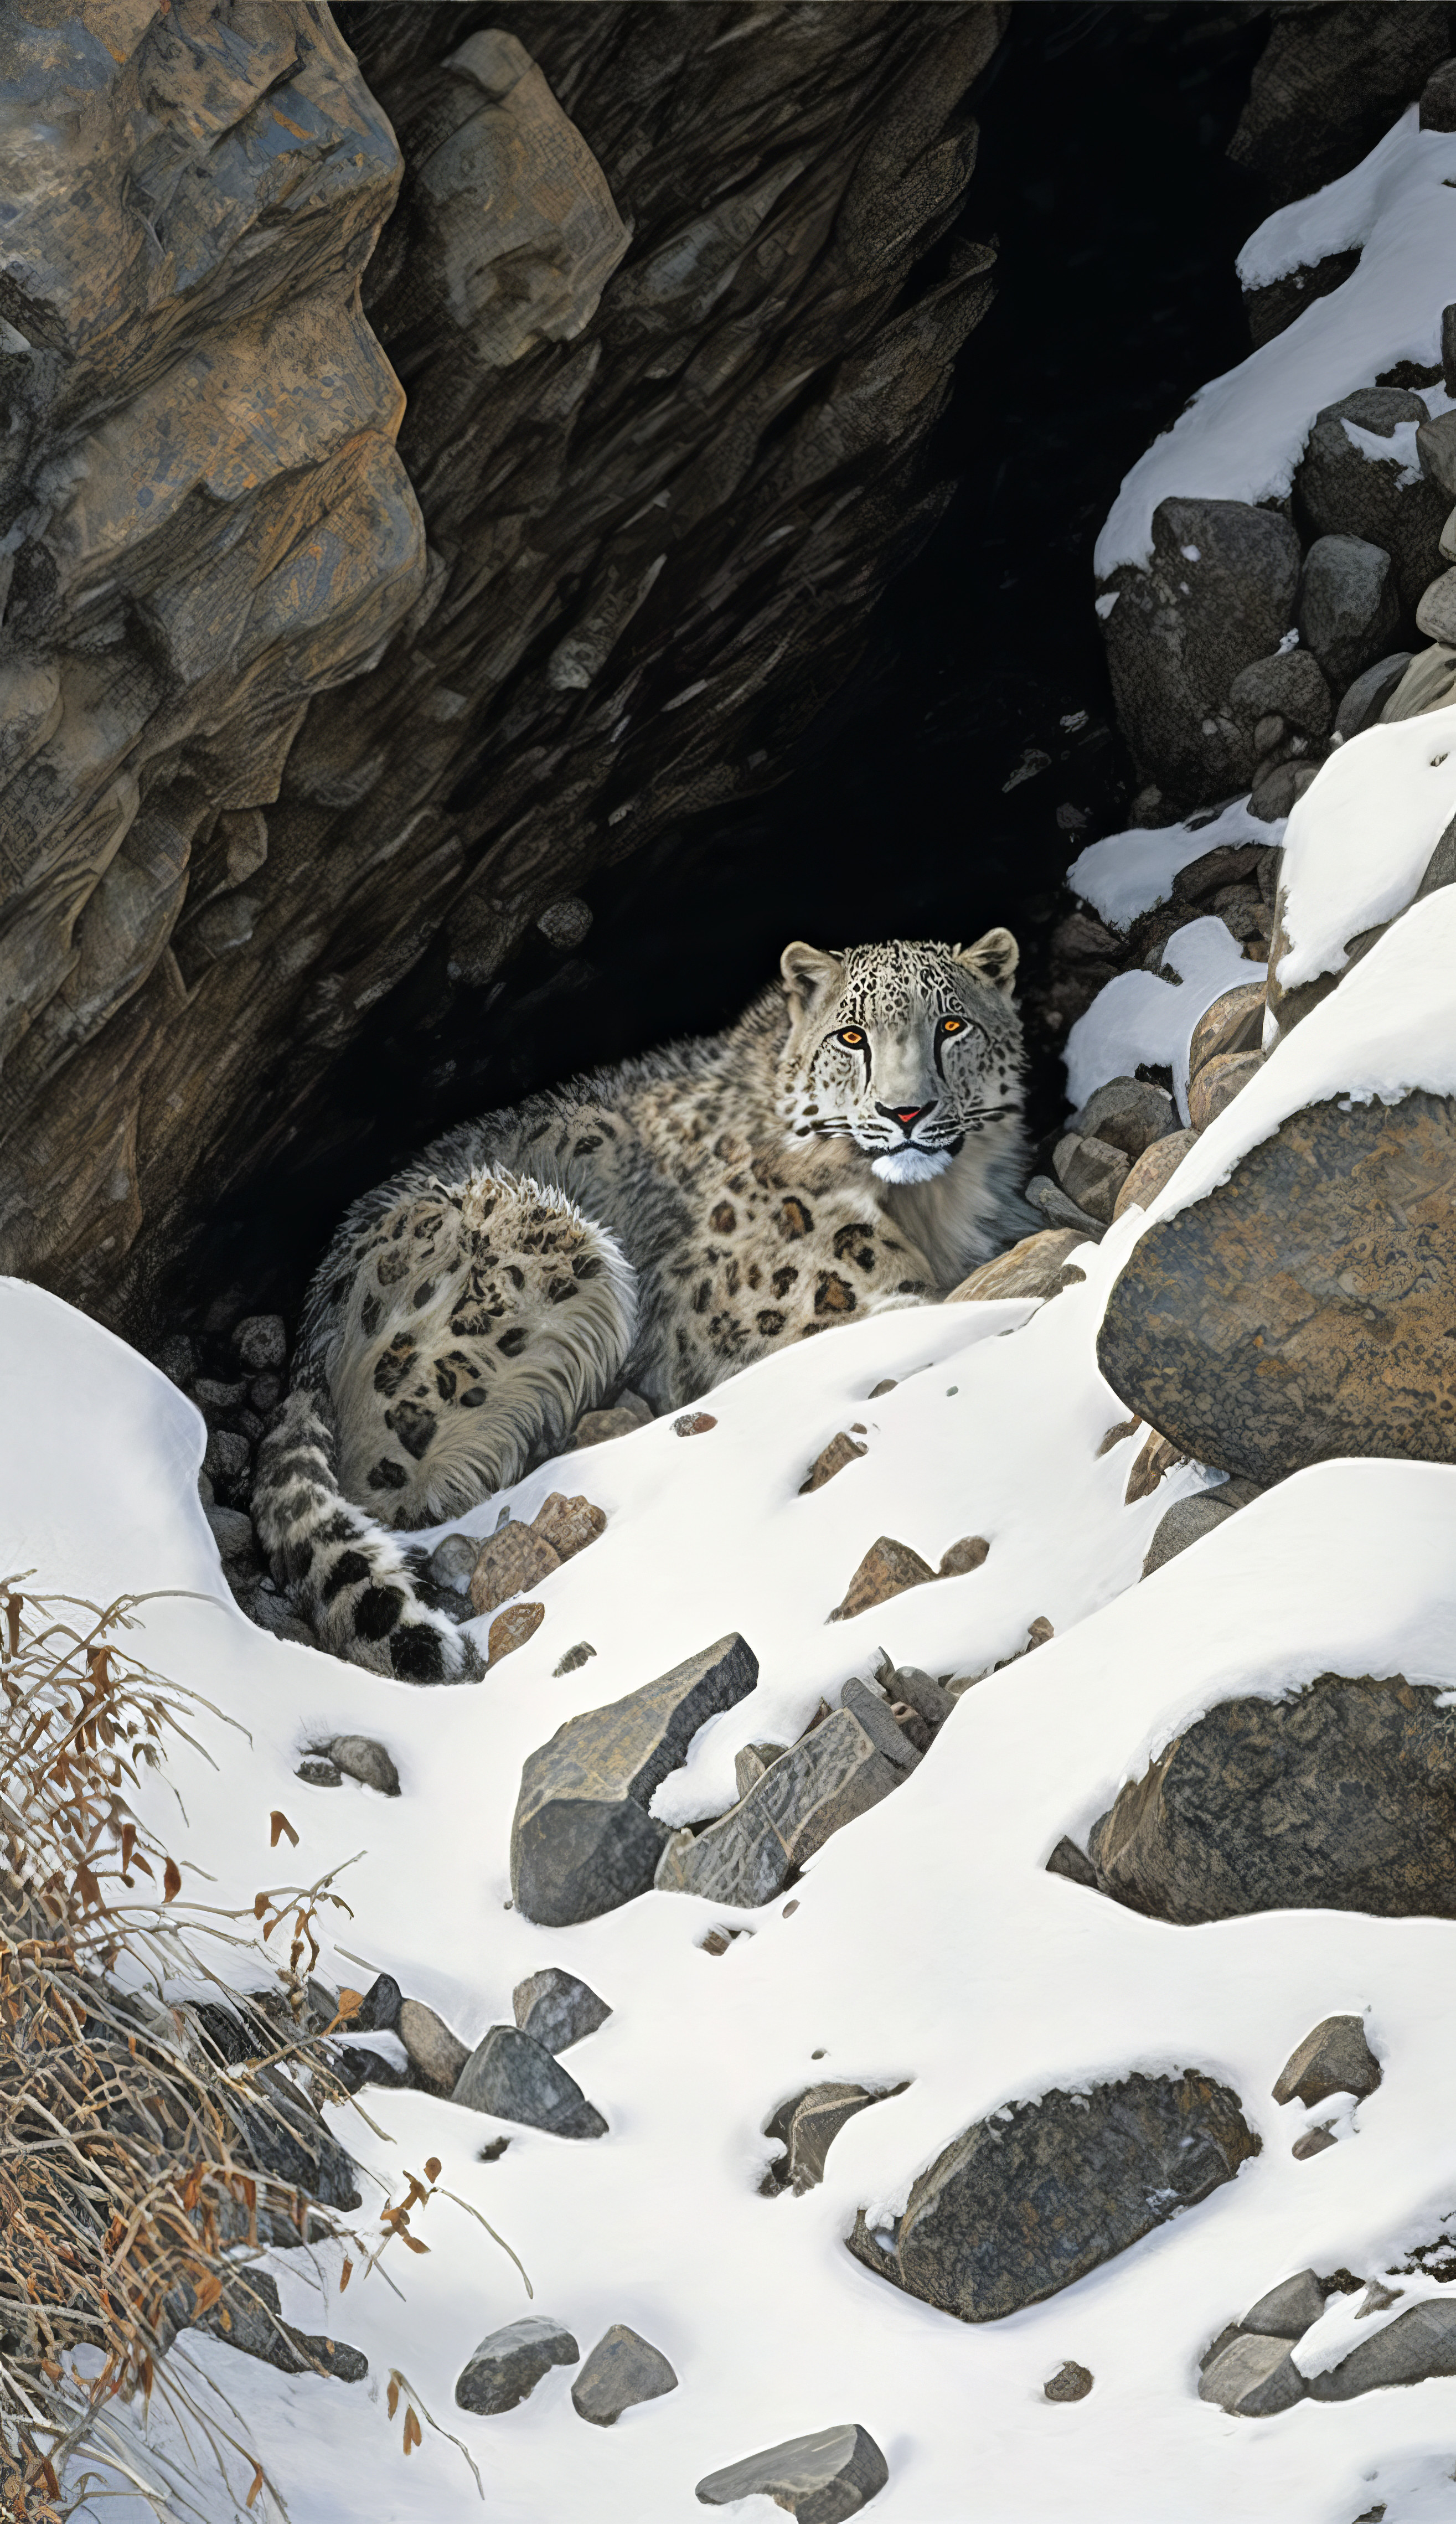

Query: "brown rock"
(1187, 1049), (1261, 1131)
(1292, 2125), (1338, 2161)
(947, 1227), (1087, 1302)
(674, 1413), (717, 1438)
(531, 1492), (607, 1562)
(938, 1536), (990, 1577)
(1123, 1431), (1186, 1505)
(799, 1433), (869, 1495)
(1098, 1091), (1456, 1485)
(1112, 1130), (1199, 1220)
(1272, 2015), (1382, 2108)
(568, 1394), (653, 1450)
(1096, 1416), (1142, 1457)
(1069, 1076), (1177, 1161)
(829, 1537), (937, 1622)
(488, 1602), (546, 1663)
(1044, 2361), (1093, 2403)
(1052, 1133), (1128, 1225)
(470, 1523), (562, 1615)
(397, 1998), (470, 2094)
(868, 1379), (899, 1398)
(1188, 981), (1266, 1080)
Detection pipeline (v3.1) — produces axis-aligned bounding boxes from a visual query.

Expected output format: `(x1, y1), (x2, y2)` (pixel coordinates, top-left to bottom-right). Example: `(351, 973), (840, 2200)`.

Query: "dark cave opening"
(173, 0), (1269, 1335)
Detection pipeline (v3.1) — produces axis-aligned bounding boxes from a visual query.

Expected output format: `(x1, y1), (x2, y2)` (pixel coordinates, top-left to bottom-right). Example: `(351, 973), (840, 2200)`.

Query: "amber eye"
(939, 1017), (964, 1036)
(837, 1028), (866, 1049)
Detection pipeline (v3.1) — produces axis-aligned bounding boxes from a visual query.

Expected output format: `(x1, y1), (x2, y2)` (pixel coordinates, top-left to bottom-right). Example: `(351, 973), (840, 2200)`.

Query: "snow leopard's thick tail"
(252, 1166), (639, 1681)
(253, 1385), (482, 1682)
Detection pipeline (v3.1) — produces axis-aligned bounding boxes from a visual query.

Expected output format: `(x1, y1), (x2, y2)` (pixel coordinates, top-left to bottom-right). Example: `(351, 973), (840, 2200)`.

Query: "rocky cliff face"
(0, 0), (1005, 1328)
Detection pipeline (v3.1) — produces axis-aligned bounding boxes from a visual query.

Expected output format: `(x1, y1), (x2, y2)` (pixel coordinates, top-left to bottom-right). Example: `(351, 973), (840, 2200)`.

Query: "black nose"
(877, 1101), (932, 1132)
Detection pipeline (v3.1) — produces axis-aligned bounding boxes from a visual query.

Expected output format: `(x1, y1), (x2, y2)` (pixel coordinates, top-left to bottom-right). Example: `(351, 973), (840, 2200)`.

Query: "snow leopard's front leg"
(253, 1166), (637, 1679)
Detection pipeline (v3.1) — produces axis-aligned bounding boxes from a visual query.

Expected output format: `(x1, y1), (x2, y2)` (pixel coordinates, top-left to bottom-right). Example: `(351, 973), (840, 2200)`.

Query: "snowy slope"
(12, 1177), (1456, 2524)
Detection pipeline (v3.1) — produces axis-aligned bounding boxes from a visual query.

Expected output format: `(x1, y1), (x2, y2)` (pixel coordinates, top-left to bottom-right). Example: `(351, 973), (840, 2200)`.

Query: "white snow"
(1343, 414), (1423, 486)
(1273, 699), (1456, 995)
(1094, 112), (1456, 578)
(1068, 793), (1285, 930)
(1063, 914), (1252, 1118)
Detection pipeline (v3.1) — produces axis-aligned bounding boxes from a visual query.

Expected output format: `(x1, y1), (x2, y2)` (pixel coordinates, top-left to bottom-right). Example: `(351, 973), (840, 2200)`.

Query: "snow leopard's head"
(776, 932), (1024, 1184)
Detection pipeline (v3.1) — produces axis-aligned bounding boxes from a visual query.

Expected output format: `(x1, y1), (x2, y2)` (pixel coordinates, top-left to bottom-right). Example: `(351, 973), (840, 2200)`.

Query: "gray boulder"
(233, 1313), (287, 1372)
(846, 2071), (1258, 2321)
(1334, 649), (1412, 738)
(513, 1966), (612, 2054)
(1199, 2331), (1307, 2417)
(1296, 534), (1401, 690)
(1294, 393), (1447, 610)
(1098, 497), (1301, 804)
(196, 2269), (367, 2382)
(1044, 2360), (1093, 2402)
(888, 1665), (957, 1730)
(1228, 3), (1449, 208)
(1308, 2299), (1456, 2401)
(1416, 566), (1456, 646)
(1141, 1482), (1260, 1578)
(1227, 647), (1332, 735)
(1052, 1133), (1128, 1225)
(427, 1532), (480, 1592)
(329, 1733), (400, 1796)
(840, 1677), (921, 1773)
(1242, 2269), (1328, 2337)
(455, 2315), (580, 2415)
(696, 2423), (889, 2518)
(452, 2024), (607, 2138)
(1088, 1680), (1456, 1925)
(510, 1633), (758, 1924)
(654, 1708), (901, 1908)
(570, 2324), (678, 2425)
(357, 1972), (403, 2033)
(1272, 2014), (1382, 2107)
(1025, 1174), (1104, 1240)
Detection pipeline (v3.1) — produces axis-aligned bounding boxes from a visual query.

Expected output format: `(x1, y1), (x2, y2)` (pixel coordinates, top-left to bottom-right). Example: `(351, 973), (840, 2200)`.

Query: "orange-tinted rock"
(1112, 1129), (1199, 1219)
(1123, 1431), (1186, 1504)
(674, 1412), (717, 1437)
(829, 1537), (936, 1622)
(1099, 1090), (1456, 1484)
(799, 1432), (868, 1494)
(470, 1523), (561, 1615)
(938, 1535), (990, 1576)
(488, 1601), (546, 1663)
(1187, 1050), (1261, 1131)
(1188, 981), (1265, 1080)
(532, 1492), (606, 1562)
(948, 1227), (1086, 1302)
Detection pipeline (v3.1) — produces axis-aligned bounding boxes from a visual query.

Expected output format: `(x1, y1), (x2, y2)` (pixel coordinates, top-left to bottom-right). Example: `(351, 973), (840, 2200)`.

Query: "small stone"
(455, 2315), (580, 2415)
(397, 1997), (469, 2094)
(512, 1632), (758, 1924)
(427, 1533), (479, 1593)
(1024, 1173), (1105, 1239)
(206, 1504), (258, 1566)
(841, 1677), (921, 1773)
(1112, 1128), (1199, 1220)
(938, 1534), (989, 1578)
(537, 896), (592, 950)
(1250, 758), (1318, 823)
(1228, 647), (1332, 734)
(569, 1400), (651, 1449)
(553, 1641), (596, 1675)
(469, 1521), (561, 1615)
(296, 1756), (341, 1787)
(531, 1491), (606, 1561)
(829, 1536), (936, 1622)
(489, 1601), (546, 1663)
(1188, 980), (1266, 1079)
(249, 1370), (285, 1413)
(1044, 2360), (1093, 2403)
(948, 1227), (1087, 1303)
(329, 1734), (401, 1796)
(1241, 2269), (1328, 2337)
(199, 2269), (367, 2382)
(889, 1666), (956, 1728)
(1357, 2279), (1404, 2319)
(674, 1411), (716, 1436)
(1068, 1075), (1177, 1161)
(478, 2135), (509, 2161)
(1123, 1429), (1185, 1504)
(1024, 1616), (1055, 1651)
(1298, 531), (1403, 689)
(1334, 649), (1412, 738)
(233, 1314), (288, 1373)
(154, 1333), (197, 1386)
(570, 2324), (678, 2425)
(356, 1973), (403, 2033)
(1422, 57), (1456, 128)
(1046, 1836), (1098, 1888)
(799, 1431), (868, 1494)
(1199, 2332), (1307, 2417)
(868, 1379), (897, 1398)
(452, 2024), (607, 2138)
(1141, 1486), (1257, 1577)
(695, 2423), (889, 2516)
(1188, 1049), (1261, 1131)
(1272, 2014), (1382, 2108)
(1052, 1133), (1129, 1225)
(1293, 2125), (1338, 2160)
(513, 1967), (611, 2054)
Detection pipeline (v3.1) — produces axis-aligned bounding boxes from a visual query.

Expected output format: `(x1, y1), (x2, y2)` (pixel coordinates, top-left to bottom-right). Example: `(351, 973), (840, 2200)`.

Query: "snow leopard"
(252, 930), (1032, 1680)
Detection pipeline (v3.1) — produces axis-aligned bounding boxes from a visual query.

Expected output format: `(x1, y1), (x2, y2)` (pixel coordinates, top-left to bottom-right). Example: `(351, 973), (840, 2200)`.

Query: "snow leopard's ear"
(954, 926), (1019, 999)
(780, 941), (845, 1019)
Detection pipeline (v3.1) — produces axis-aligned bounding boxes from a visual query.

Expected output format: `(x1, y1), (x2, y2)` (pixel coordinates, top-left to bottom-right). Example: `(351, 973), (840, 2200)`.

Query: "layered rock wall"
(0, 0), (1006, 1326)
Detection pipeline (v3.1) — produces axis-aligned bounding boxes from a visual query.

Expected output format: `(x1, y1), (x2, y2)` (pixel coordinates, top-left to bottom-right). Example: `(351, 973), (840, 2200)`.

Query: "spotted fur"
(252, 933), (1031, 1677)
